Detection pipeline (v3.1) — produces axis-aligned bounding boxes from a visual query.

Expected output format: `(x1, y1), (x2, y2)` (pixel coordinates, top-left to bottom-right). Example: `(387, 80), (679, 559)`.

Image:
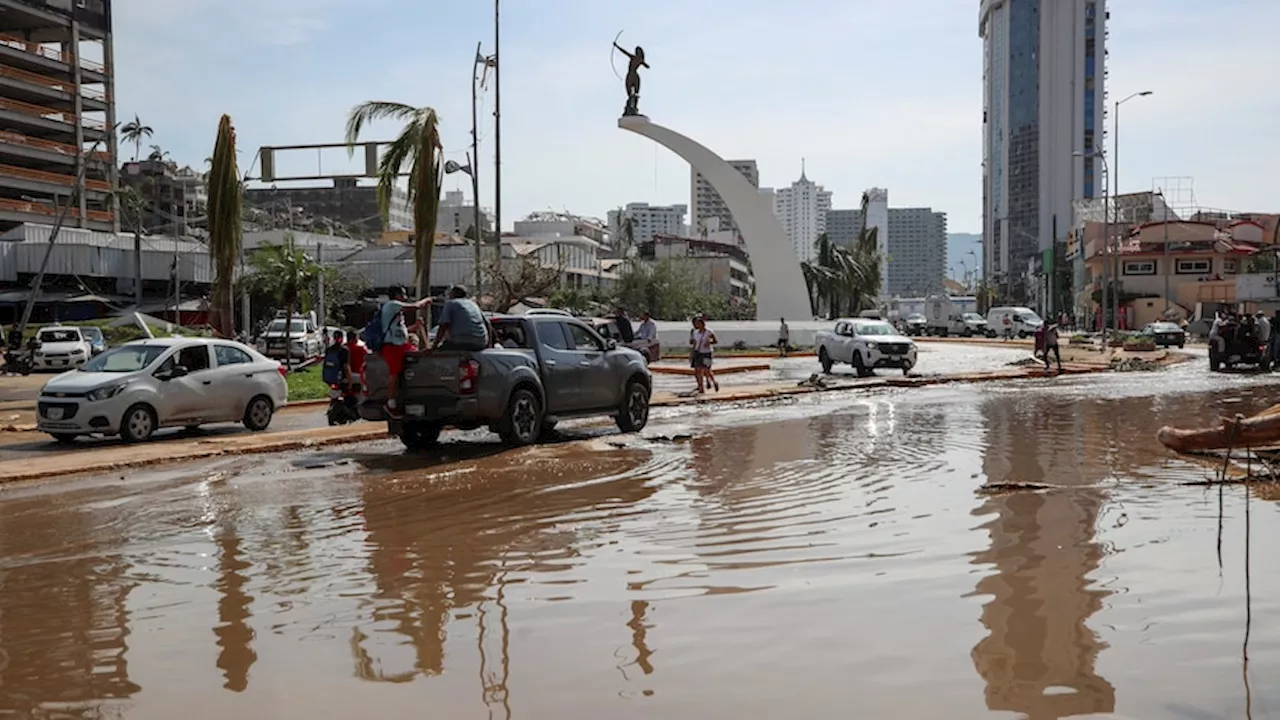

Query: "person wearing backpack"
(321, 333), (351, 388)
(365, 285), (432, 418)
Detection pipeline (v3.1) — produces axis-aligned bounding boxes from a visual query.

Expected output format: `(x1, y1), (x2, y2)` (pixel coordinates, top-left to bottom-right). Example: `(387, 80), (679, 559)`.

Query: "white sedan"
(36, 337), (289, 443)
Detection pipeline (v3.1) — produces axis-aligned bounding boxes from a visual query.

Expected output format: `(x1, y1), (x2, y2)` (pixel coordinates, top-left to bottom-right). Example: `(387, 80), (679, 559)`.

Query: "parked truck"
(924, 295), (995, 337)
(360, 313), (653, 451)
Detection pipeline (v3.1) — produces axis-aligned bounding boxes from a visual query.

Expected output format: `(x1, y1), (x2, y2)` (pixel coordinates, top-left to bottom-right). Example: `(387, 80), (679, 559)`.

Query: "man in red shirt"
(345, 329), (368, 388)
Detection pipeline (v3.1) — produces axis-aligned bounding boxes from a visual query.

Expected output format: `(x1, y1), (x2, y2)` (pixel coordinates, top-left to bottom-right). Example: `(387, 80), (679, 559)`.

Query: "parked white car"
(32, 326), (92, 370)
(986, 306), (1044, 339)
(815, 318), (918, 377)
(256, 314), (322, 360)
(36, 337), (289, 443)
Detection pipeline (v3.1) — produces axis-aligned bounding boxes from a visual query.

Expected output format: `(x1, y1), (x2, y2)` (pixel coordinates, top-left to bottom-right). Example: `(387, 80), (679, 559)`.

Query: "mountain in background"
(947, 233), (982, 281)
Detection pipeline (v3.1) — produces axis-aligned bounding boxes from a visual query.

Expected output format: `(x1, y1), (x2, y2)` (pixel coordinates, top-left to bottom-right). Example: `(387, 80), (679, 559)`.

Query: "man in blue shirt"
(432, 285), (490, 351)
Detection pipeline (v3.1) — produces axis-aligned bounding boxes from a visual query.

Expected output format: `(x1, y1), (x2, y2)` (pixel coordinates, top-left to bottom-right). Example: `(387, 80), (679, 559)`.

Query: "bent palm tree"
(207, 114), (243, 338)
(120, 114), (152, 162)
(345, 102), (443, 297)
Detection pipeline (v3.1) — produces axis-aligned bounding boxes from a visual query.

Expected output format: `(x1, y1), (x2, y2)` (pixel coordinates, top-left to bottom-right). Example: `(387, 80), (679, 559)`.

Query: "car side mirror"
(606, 339), (618, 351)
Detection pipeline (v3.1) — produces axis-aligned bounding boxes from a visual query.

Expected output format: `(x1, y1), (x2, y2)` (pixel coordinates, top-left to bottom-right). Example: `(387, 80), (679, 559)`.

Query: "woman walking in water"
(690, 315), (719, 393)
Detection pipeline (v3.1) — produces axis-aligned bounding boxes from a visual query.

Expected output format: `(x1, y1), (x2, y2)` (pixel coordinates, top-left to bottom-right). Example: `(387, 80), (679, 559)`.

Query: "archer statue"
(613, 41), (649, 116)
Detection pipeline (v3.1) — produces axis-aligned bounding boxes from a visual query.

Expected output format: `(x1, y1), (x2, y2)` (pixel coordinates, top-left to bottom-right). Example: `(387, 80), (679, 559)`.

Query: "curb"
(650, 363), (772, 376)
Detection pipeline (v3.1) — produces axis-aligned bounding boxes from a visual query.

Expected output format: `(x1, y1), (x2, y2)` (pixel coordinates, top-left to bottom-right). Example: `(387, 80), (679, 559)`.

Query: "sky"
(111, 0), (1280, 234)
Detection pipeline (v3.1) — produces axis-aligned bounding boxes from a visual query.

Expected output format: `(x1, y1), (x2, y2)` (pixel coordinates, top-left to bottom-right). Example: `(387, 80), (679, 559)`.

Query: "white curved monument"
(618, 115), (812, 322)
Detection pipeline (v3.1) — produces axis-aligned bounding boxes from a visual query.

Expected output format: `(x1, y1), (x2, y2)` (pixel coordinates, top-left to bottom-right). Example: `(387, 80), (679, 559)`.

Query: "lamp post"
(445, 155), (482, 294)
(1075, 150), (1110, 336)
(1113, 90), (1154, 329)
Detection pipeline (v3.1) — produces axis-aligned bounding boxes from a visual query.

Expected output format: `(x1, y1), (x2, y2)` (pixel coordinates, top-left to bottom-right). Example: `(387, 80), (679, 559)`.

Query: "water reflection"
(212, 531), (256, 692)
(970, 393), (1121, 718)
(353, 448), (658, 685)
(0, 495), (140, 717)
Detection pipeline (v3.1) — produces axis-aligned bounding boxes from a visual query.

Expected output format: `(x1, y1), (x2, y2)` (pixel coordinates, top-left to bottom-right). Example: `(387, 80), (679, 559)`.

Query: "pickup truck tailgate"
(399, 352), (476, 421)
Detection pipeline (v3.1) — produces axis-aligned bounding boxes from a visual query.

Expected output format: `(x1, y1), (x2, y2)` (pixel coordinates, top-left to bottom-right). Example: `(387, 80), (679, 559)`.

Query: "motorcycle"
(326, 382), (363, 426)
(2, 350), (32, 376)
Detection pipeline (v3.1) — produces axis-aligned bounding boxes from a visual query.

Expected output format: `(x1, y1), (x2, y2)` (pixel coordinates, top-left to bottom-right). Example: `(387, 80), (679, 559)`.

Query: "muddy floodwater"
(3, 362), (1280, 719)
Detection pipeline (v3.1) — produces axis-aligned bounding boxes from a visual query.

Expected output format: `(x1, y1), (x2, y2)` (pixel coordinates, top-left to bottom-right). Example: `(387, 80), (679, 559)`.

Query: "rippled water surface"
(3, 365), (1280, 719)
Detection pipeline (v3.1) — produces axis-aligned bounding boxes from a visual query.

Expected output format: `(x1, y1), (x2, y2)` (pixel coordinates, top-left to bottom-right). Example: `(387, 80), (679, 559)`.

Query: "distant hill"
(947, 233), (982, 279)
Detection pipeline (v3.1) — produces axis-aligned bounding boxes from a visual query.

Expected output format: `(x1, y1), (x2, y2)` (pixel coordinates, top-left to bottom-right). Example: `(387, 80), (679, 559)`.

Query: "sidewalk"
(0, 361), (1112, 484)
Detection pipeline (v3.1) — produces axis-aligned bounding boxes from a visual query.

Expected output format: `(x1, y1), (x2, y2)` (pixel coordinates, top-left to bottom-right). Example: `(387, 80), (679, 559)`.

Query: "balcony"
(0, 196), (113, 225)
(0, 63), (107, 111)
(0, 32), (106, 79)
(0, 129), (109, 168)
(0, 96), (104, 139)
(0, 162), (110, 194)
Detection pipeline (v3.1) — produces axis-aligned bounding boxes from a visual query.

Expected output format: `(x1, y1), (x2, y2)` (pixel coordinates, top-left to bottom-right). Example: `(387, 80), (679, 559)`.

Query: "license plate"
(406, 404), (425, 417)
(47, 407), (63, 420)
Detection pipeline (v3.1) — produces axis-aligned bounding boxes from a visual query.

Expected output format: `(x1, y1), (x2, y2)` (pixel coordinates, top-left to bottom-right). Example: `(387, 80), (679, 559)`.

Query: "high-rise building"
(772, 161), (832, 264)
(0, 0), (116, 234)
(827, 193), (949, 297)
(607, 202), (687, 249)
(887, 208), (948, 296)
(980, 0), (1106, 301)
(691, 159), (757, 239)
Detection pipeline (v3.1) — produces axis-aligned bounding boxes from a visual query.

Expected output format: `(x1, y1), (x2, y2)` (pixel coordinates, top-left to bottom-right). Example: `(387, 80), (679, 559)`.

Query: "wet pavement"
(0, 343), (1031, 462)
(3, 356), (1280, 718)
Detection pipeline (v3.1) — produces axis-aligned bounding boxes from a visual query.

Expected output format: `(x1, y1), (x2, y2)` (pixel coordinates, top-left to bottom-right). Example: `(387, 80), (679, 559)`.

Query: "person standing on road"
(636, 311), (659, 361)
(1042, 322), (1063, 374)
(614, 307), (635, 343)
(1256, 311), (1272, 365)
(777, 318), (790, 357)
(1270, 310), (1280, 366)
(432, 285), (489, 352)
(690, 316), (719, 393)
(380, 285), (432, 418)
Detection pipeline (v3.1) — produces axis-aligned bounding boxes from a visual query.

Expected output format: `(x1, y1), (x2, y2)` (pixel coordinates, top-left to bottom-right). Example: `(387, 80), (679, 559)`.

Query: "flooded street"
(3, 360), (1280, 719)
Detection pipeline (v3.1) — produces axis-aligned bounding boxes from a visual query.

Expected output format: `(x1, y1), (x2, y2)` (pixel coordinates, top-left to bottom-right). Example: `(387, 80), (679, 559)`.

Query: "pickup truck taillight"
(458, 358), (480, 394)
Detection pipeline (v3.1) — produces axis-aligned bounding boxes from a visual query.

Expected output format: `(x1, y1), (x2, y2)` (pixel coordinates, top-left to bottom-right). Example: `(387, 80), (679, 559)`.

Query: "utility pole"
(492, 0), (502, 271)
(471, 41), (485, 296)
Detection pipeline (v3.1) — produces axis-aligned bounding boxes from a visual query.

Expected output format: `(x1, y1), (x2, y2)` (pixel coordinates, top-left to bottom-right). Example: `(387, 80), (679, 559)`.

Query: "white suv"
(32, 326), (92, 370)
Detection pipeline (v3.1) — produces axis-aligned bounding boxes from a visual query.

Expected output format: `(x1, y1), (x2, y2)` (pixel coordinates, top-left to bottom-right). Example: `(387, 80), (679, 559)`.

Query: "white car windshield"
(963, 313), (984, 322)
(856, 322), (896, 336)
(1017, 314), (1043, 323)
(907, 314), (926, 322)
(267, 320), (308, 333)
(1149, 323), (1180, 332)
(81, 344), (168, 373)
(39, 329), (80, 343)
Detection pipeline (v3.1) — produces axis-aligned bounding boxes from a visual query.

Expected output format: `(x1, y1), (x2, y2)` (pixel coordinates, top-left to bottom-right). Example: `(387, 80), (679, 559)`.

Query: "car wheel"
(51, 433), (78, 444)
(1178, 341), (1185, 349)
(119, 403), (157, 443)
(853, 352), (872, 378)
(497, 387), (542, 446)
(616, 380), (651, 433)
(819, 348), (834, 374)
(902, 366), (912, 376)
(243, 395), (274, 432)
(399, 421), (442, 451)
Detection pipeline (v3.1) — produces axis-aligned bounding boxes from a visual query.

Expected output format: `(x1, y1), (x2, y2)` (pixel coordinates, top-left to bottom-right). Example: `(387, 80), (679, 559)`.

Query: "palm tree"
(120, 114), (152, 162)
(345, 102), (443, 297)
(207, 114), (243, 339)
(246, 238), (324, 369)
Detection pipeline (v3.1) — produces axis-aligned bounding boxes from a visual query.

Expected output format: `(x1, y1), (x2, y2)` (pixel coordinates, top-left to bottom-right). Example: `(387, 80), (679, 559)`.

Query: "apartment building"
(0, 0), (116, 234)
(691, 159), (757, 239)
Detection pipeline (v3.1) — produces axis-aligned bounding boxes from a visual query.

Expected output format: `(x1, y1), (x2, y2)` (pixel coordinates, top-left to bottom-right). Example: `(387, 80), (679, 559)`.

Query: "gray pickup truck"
(360, 313), (653, 450)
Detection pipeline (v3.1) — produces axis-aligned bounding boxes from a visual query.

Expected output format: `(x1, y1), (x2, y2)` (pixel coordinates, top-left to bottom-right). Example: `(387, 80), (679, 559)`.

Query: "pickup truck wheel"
(616, 380), (650, 433)
(819, 348), (833, 374)
(399, 421), (442, 451)
(853, 352), (872, 378)
(498, 388), (542, 446)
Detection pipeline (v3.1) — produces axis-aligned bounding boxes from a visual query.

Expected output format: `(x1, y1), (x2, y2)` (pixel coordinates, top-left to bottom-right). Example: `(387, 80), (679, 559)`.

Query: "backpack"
(361, 303), (400, 352)
(321, 345), (346, 385)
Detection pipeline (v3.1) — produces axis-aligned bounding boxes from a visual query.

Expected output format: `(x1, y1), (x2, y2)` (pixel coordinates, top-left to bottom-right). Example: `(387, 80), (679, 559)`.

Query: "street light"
(1113, 90), (1154, 329)
(445, 154), (483, 294)
(1074, 149), (1110, 335)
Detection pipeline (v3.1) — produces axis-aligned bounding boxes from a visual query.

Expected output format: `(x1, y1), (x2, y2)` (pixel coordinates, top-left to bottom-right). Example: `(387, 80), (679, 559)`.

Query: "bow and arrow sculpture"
(611, 31), (649, 117)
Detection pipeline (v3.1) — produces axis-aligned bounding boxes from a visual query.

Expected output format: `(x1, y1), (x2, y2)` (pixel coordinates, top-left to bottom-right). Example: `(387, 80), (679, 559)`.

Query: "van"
(986, 306), (1044, 339)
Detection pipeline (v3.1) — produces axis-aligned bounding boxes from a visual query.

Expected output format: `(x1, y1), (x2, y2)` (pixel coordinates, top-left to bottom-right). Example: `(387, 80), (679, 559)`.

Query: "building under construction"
(0, 0), (115, 235)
